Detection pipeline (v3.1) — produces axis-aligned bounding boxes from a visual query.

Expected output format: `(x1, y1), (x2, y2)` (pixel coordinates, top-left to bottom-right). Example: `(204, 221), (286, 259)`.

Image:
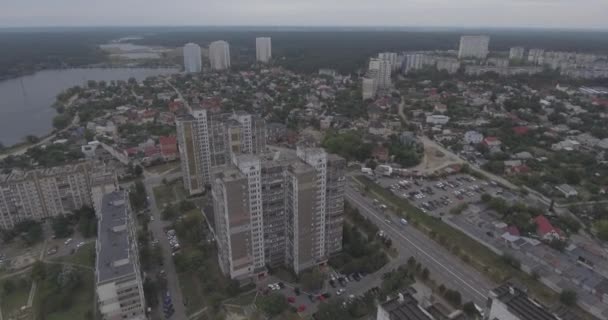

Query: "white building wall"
(458, 35), (490, 59)
(183, 43), (202, 73)
(256, 37), (272, 63)
(209, 40), (231, 70)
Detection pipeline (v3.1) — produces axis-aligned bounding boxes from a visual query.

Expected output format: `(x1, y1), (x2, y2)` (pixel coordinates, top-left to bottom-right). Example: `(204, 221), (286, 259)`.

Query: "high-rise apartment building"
(378, 52), (399, 71)
(183, 43), (202, 73)
(362, 77), (377, 100)
(509, 46), (525, 60)
(0, 162), (93, 229)
(209, 40), (231, 70)
(212, 148), (345, 279)
(176, 110), (266, 195)
(255, 37), (272, 63)
(95, 191), (146, 320)
(528, 48), (545, 65)
(458, 35), (490, 59)
(369, 58), (392, 90)
(403, 53), (429, 74)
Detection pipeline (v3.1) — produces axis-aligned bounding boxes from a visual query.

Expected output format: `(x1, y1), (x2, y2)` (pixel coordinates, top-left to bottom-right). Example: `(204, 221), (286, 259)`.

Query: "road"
(164, 79), (192, 114)
(345, 179), (493, 306)
(144, 173), (187, 320)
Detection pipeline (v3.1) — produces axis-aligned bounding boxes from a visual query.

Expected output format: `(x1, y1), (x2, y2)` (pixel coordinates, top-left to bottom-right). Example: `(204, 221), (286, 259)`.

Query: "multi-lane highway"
(345, 178), (493, 306)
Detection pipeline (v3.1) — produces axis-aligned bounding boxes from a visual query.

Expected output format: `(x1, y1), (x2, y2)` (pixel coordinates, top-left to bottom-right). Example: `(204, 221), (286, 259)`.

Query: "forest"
(2, 27), (608, 79)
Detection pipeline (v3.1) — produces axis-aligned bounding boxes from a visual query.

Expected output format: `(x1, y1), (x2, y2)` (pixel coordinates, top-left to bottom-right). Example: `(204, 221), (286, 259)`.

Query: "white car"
(64, 238), (73, 245)
(76, 241), (85, 248)
(336, 288), (346, 296)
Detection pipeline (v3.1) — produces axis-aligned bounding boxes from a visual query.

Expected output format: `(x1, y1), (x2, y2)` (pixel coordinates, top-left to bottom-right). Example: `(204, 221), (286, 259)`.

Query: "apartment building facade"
(212, 148), (345, 279)
(0, 162), (93, 229)
(176, 110), (266, 195)
(209, 40), (231, 70)
(458, 35), (490, 59)
(95, 191), (146, 320)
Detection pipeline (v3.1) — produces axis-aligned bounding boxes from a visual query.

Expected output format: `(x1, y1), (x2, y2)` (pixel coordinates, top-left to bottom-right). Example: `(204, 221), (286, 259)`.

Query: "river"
(0, 67), (178, 146)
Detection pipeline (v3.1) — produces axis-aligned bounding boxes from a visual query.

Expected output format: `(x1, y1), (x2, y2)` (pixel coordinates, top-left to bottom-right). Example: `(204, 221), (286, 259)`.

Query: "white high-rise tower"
(256, 37), (272, 63)
(458, 35), (490, 59)
(209, 40), (231, 70)
(183, 43), (202, 73)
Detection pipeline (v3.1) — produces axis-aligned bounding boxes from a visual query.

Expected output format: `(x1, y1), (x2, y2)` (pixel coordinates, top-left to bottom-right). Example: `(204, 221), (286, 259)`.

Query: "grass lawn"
(0, 276), (31, 318)
(224, 290), (257, 306)
(178, 271), (206, 315)
(146, 161), (180, 174)
(153, 179), (188, 208)
(354, 175), (558, 303)
(53, 243), (95, 268)
(34, 267), (95, 320)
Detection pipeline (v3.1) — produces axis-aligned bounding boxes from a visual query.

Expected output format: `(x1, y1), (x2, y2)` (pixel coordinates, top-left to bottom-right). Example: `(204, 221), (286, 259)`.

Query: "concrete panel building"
(486, 284), (559, 320)
(510, 46), (525, 61)
(458, 35), (490, 59)
(255, 37), (272, 63)
(0, 162), (93, 229)
(212, 148), (345, 279)
(95, 191), (146, 320)
(209, 40), (231, 70)
(176, 110), (266, 195)
(183, 43), (202, 73)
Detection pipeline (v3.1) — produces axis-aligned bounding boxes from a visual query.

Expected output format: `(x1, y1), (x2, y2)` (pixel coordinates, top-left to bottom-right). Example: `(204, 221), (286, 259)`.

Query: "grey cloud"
(1, 0), (607, 29)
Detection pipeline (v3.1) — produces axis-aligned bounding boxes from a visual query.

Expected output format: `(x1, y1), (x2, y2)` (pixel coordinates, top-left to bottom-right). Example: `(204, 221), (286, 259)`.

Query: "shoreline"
(0, 63), (180, 83)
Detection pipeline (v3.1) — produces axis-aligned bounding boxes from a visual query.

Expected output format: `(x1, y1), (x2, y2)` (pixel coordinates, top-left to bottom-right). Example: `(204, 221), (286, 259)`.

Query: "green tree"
(51, 216), (73, 238)
(315, 300), (350, 320)
(52, 114), (71, 130)
(31, 261), (46, 281)
(462, 301), (480, 317)
(2, 279), (16, 296)
(560, 290), (577, 306)
(256, 293), (289, 317)
(300, 268), (324, 291)
(594, 220), (608, 241)
(421, 267), (430, 280)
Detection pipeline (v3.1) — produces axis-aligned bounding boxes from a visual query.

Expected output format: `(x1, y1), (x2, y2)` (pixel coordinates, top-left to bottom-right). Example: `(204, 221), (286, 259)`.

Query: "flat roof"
(96, 191), (136, 284)
(380, 293), (433, 320)
(492, 284), (558, 320)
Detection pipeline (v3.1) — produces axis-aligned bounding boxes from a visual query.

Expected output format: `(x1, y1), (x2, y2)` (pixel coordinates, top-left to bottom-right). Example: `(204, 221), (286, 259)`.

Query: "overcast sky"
(2, 0), (607, 29)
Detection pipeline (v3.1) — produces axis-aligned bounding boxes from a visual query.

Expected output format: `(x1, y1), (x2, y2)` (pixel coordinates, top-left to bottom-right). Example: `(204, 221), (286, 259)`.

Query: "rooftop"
(491, 283), (558, 320)
(96, 191), (136, 284)
(379, 293), (434, 320)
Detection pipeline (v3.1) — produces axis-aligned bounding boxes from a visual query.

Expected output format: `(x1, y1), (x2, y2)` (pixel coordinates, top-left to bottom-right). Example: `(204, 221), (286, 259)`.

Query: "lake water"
(0, 68), (178, 146)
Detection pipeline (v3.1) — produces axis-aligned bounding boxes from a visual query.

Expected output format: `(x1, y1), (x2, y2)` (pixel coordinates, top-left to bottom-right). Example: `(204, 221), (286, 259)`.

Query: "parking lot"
(375, 173), (507, 218)
(260, 267), (383, 316)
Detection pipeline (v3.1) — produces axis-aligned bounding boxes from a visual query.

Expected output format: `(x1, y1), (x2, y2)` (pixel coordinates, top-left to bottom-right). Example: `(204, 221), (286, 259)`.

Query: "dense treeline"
(0, 30), (118, 80)
(3, 27), (608, 79)
(134, 28), (608, 74)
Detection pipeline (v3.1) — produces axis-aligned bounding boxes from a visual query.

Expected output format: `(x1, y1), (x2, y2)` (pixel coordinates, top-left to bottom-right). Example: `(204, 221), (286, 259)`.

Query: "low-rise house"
(534, 215), (564, 241)
(464, 130), (484, 144)
(426, 115), (450, 125)
(483, 137), (502, 147)
(159, 136), (178, 161)
(372, 146), (390, 162)
(556, 184), (578, 198)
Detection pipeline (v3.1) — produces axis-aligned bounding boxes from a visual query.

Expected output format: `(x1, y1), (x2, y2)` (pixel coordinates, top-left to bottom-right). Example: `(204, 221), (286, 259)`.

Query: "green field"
(34, 266), (95, 320)
(52, 242), (95, 268)
(0, 276), (32, 319)
(153, 179), (188, 208)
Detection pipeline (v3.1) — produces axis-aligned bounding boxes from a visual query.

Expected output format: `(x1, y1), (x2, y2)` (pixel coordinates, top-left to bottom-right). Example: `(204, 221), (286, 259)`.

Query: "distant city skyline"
(2, 0), (608, 29)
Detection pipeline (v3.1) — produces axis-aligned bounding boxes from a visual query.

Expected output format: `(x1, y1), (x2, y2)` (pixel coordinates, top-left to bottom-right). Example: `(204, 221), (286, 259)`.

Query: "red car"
(287, 297), (296, 303)
(297, 305), (306, 312)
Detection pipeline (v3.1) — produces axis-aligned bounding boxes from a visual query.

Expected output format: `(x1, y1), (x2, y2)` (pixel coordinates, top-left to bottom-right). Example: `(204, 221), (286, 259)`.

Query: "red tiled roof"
(506, 225), (520, 236)
(513, 126), (530, 135)
(534, 215), (556, 236)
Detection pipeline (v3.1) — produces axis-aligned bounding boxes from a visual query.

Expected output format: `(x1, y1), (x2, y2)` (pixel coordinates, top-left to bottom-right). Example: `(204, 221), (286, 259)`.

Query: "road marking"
(345, 190), (488, 299)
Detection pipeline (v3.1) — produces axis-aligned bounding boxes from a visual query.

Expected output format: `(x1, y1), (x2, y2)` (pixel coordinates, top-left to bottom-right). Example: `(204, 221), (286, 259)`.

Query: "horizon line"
(1, 25), (608, 32)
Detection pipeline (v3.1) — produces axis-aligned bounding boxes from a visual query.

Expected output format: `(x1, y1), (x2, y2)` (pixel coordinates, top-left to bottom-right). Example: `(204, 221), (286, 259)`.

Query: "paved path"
(345, 179), (493, 306)
(144, 173), (187, 320)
